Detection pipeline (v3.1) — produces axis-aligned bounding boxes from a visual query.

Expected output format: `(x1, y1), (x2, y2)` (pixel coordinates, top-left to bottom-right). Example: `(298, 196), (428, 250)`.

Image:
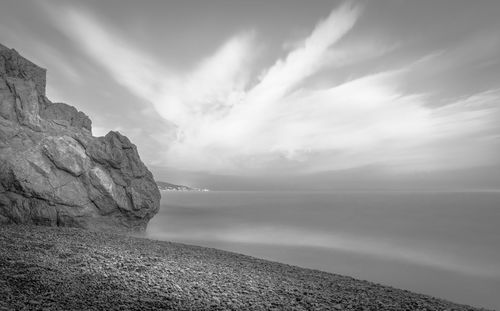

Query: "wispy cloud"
(46, 2), (500, 174)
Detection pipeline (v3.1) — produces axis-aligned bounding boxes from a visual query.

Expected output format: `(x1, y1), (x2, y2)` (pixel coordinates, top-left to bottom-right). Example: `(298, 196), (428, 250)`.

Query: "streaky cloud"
(45, 1), (500, 175)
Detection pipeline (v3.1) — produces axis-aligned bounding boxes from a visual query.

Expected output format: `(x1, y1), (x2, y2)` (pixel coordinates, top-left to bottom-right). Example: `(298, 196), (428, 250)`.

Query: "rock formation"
(0, 43), (160, 231)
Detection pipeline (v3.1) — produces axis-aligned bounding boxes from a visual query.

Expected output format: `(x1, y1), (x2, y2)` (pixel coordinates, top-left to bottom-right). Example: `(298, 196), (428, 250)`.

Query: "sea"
(147, 190), (500, 310)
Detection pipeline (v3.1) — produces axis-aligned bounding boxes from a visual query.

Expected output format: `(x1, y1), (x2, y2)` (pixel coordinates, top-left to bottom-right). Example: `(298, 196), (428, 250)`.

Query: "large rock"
(0, 43), (160, 232)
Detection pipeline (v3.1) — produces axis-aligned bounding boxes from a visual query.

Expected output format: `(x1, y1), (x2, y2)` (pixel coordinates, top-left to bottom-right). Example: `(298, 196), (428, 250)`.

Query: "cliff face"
(0, 44), (160, 232)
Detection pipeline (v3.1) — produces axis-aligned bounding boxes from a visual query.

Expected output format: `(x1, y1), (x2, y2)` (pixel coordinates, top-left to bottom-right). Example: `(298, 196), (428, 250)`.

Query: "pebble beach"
(0, 225), (488, 311)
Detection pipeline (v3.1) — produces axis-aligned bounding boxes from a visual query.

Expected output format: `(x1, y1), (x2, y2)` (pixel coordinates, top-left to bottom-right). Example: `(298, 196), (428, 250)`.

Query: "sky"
(1, 0), (500, 190)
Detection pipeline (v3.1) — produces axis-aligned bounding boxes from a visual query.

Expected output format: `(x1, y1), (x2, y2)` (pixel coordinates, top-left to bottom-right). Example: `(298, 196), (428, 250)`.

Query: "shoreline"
(0, 225), (490, 310)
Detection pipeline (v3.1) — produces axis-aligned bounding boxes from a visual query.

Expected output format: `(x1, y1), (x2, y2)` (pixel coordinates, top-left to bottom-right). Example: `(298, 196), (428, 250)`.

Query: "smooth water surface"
(147, 191), (500, 309)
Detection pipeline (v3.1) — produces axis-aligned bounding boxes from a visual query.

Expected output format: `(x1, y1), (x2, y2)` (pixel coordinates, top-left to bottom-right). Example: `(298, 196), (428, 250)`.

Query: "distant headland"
(156, 180), (209, 192)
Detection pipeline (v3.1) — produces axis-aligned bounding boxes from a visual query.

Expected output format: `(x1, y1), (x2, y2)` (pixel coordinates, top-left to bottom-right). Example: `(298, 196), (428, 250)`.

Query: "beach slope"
(0, 225), (486, 310)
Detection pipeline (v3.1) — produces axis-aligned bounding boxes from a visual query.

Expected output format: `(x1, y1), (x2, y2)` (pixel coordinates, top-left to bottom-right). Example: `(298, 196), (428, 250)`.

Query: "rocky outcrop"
(0, 43), (46, 96)
(0, 43), (160, 232)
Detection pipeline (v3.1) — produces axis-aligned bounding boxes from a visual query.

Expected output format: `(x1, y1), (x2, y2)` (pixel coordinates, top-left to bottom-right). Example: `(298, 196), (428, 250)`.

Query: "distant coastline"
(156, 180), (209, 192)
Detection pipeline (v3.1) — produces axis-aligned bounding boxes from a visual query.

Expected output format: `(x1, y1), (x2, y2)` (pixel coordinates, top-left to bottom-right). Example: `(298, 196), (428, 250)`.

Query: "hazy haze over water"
(148, 191), (500, 310)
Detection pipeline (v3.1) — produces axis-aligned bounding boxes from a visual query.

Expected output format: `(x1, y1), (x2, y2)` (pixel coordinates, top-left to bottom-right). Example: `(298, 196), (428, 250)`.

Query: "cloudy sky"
(1, 0), (500, 189)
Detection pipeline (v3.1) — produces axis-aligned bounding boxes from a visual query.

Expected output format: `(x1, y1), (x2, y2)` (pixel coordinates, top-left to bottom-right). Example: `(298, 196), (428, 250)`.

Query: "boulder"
(0, 43), (160, 232)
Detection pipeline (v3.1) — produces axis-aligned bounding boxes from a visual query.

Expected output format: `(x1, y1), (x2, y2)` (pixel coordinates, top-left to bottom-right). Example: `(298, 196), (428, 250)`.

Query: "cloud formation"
(47, 2), (500, 174)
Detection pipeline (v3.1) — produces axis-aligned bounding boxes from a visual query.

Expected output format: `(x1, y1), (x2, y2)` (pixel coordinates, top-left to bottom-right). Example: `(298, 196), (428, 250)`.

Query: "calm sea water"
(147, 191), (500, 310)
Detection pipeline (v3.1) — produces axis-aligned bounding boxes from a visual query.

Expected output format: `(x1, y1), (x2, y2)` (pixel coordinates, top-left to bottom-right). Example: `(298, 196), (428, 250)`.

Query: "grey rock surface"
(0, 43), (160, 232)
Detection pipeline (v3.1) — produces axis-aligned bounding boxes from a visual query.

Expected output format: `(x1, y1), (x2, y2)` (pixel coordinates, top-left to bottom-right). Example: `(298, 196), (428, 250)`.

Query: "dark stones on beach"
(0, 225), (487, 311)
